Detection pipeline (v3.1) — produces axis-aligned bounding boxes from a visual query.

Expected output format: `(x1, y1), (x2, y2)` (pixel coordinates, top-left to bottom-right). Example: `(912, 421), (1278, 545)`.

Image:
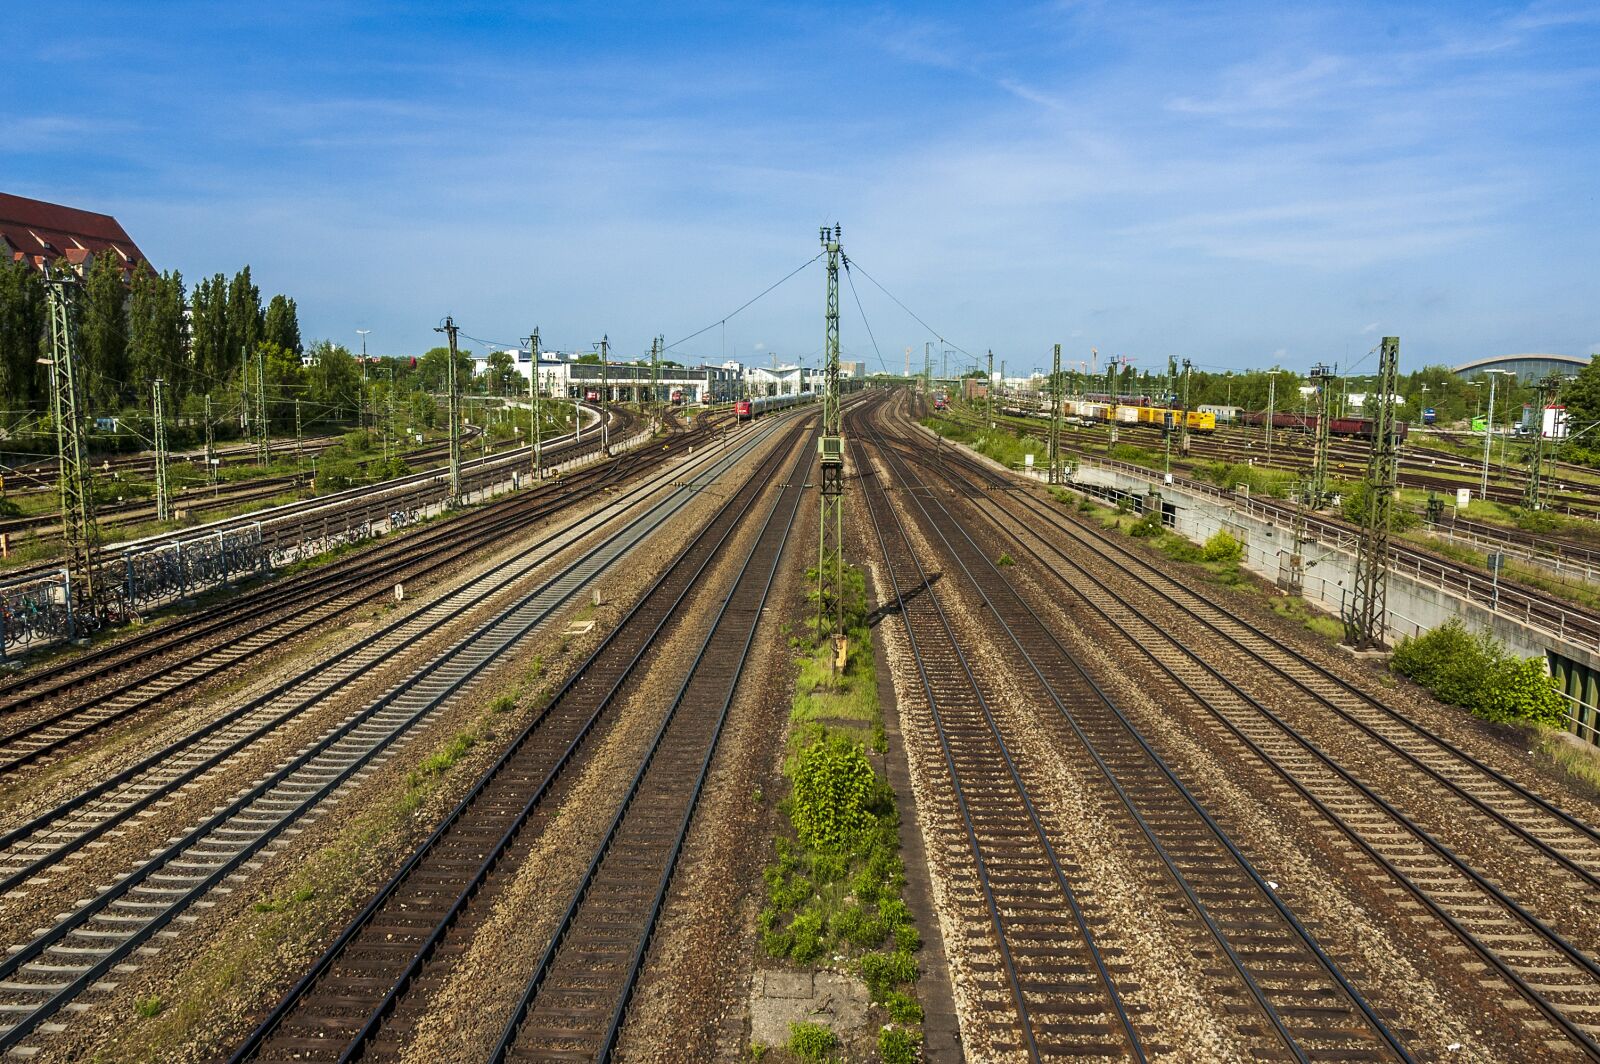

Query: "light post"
(1481, 370), (1513, 500)
(356, 329), (371, 443)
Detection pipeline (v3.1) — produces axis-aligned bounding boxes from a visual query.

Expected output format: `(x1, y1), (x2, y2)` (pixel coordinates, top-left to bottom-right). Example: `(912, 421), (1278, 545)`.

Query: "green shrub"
(1516, 507), (1561, 533)
(789, 907), (828, 963)
(878, 1026), (921, 1064)
(1129, 511), (1163, 538)
(788, 1021), (839, 1062)
(791, 735), (877, 850)
(1201, 530), (1243, 565)
(1391, 620), (1566, 726)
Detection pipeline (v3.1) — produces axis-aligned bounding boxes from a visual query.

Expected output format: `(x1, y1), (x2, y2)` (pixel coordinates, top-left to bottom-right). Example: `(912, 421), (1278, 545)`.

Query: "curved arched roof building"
(1451, 353), (1591, 382)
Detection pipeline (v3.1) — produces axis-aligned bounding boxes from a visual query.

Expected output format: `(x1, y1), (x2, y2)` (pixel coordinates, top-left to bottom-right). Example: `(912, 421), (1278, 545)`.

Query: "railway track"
(0, 408), (614, 590)
(886, 394), (1600, 1057)
(0, 413), (781, 1055)
(853, 396), (1406, 1061)
(229, 415), (812, 1061)
(0, 414), (717, 779)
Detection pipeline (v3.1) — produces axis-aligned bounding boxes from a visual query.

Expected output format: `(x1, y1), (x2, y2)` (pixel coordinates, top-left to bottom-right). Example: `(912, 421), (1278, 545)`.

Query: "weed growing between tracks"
(756, 564), (924, 1062)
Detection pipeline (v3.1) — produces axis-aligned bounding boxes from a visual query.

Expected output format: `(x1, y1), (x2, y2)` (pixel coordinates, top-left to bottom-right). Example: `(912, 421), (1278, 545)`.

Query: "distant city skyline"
(7, 1), (1597, 375)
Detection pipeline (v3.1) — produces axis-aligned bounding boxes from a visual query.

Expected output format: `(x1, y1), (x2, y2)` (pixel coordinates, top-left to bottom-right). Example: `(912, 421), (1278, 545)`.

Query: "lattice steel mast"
(1524, 373), (1561, 512)
(1346, 337), (1399, 649)
(1309, 363), (1335, 506)
(152, 378), (170, 522)
(44, 273), (98, 621)
(524, 328), (542, 479)
(254, 344), (270, 466)
(817, 225), (846, 647)
(1048, 343), (1062, 484)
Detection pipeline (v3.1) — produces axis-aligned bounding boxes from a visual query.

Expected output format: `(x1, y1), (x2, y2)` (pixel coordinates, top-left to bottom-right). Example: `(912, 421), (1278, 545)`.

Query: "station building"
(1451, 353), (1591, 383)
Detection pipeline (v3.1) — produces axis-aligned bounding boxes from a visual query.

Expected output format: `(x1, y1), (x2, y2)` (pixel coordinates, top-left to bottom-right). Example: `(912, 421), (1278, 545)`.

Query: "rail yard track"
(853, 394), (1408, 1061)
(227, 414), (813, 1061)
(0, 409), (719, 781)
(877, 391), (1600, 1058)
(0, 409), (785, 1054)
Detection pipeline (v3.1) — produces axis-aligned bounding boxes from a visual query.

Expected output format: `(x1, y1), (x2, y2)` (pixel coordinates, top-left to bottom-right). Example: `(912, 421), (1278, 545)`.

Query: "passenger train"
(734, 392), (808, 420)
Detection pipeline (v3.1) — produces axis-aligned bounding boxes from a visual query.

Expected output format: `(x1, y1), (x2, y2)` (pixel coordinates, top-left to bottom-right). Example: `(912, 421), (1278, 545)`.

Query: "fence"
(0, 569), (73, 659)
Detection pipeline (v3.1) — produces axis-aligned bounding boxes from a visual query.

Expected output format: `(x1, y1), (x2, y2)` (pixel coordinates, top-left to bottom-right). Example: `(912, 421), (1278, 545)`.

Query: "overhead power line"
(664, 253), (824, 353)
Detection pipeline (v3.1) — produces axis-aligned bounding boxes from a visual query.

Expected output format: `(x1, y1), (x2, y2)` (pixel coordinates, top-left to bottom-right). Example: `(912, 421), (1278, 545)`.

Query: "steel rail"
(490, 421), (813, 1063)
(854, 398), (1145, 1063)
(0, 425), (733, 895)
(227, 416), (809, 1062)
(890, 399), (1600, 1058)
(910, 414), (1600, 876)
(859, 402), (1406, 1063)
(0, 420), (777, 1052)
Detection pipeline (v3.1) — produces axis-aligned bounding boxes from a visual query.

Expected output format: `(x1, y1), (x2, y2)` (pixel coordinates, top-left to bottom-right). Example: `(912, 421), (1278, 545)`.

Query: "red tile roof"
(0, 192), (149, 272)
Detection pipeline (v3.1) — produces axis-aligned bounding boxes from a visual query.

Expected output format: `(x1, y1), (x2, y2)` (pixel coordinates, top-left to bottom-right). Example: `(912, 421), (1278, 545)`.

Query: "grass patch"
(1534, 729), (1600, 796)
(134, 995), (164, 1019)
(788, 1021), (839, 1062)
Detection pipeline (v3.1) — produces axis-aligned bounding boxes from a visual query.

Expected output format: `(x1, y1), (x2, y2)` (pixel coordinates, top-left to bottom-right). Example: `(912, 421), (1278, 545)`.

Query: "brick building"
(0, 191), (149, 278)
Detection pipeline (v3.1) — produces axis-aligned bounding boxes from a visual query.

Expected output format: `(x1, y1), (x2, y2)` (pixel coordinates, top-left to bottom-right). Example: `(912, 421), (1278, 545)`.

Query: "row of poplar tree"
(0, 254), (300, 423)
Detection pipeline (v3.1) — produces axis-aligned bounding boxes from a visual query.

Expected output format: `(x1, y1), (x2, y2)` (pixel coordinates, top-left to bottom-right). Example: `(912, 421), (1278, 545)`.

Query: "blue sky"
(6, 1), (1597, 375)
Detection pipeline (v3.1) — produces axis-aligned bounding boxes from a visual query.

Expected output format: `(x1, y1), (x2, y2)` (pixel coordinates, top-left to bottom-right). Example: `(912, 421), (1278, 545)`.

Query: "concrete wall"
(1066, 461), (1600, 676)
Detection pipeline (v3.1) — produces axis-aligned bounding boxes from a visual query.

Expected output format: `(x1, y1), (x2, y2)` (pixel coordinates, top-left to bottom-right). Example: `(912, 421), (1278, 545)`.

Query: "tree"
(128, 269), (187, 398)
(225, 266), (262, 401)
(80, 253), (130, 410)
(257, 341), (305, 429)
(1561, 355), (1600, 436)
(0, 259), (47, 419)
(485, 350), (518, 395)
(262, 294), (302, 355)
(305, 340), (359, 419)
(575, 352), (601, 365)
(416, 345), (472, 393)
(189, 273), (229, 387)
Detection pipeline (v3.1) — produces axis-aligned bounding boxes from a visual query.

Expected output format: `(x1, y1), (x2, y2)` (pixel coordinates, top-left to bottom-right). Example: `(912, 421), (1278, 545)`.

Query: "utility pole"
(598, 334), (611, 455)
(650, 334), (661, 429)
(152, 378), (170, 522)
(1265, 373), (1276, 459)
(204, 394), (217, 489)
(357, 329), (371, 444)
(1180, 357), (1192, 456)
(1309, 364), (1334, 506)
(817, 224), (846, 652)
(44, 273), (98, 624)
(294, 397), (303, 462)
(1525, 373), (1561, 511)
(385, 375), (395, 463)
(987, 349), (995, 429)
(1347, 337), (1399, 649)
(923, 342), (932, 397)
(435, 316), (463, 504)
(523, 328), (543, 479)
(903, 346), (911, 380)
(1049, 343), (1062, 484)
